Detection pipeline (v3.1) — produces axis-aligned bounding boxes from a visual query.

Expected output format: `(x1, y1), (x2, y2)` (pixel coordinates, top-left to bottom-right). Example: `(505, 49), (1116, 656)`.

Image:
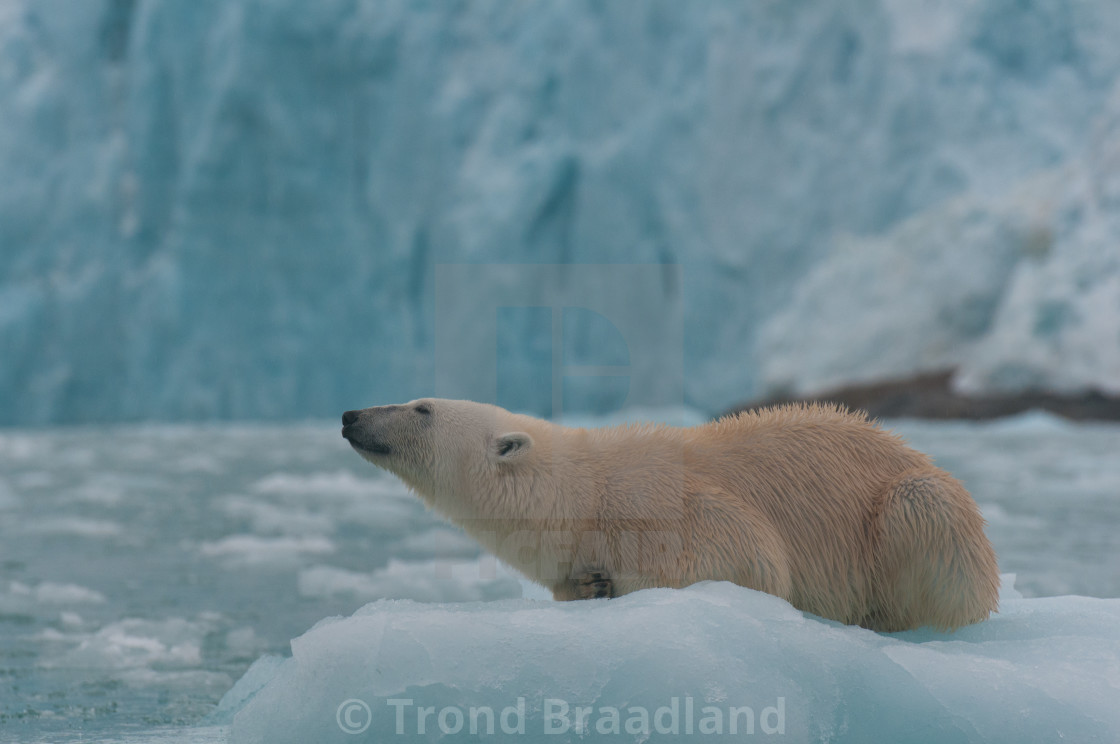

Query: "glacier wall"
(3, 0), (1120, 424)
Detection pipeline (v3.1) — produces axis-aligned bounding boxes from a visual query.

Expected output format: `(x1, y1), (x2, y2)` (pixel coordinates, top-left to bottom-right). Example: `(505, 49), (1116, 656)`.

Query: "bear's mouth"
(341, 426), (392, 455)
(349, 439), (392, 456)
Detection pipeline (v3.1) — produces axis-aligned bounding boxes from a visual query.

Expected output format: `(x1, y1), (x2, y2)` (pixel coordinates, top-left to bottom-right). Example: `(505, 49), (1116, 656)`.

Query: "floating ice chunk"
(229, 579), (1120, 744)
(59, 611), (84, 628)
(247, 470), (425, 535)
(0, 435), (49, 461)
(173, 452), (225, 474)
(979, 503), (1046, 530)
(6, 581), (31, 596)
(207, 655), (290, 725)
(0, 581), (106, 615)
(225, 627), (267, 659)
(219, 495), (335, 536)
(250, 471), (391, 499)
(63, 473), (133, 505)
(979, 408), (1073, 433)
(32, 582), (107, 604)
(199, 535), (336, 566)
(339, 498), (428, 535)
(28, 517), (124, 538)
(48, 617), (211, 671)
(0, 582), (34, 616)
(297, 558), (523, 603)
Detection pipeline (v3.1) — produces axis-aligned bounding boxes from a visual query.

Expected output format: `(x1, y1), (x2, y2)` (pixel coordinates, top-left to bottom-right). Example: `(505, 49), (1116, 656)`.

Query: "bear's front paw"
(574, 568), (613, 599)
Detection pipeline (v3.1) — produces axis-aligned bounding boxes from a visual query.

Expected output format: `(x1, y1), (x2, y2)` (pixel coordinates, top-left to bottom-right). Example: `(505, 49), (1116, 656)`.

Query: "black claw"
(574, 568), (613, 599)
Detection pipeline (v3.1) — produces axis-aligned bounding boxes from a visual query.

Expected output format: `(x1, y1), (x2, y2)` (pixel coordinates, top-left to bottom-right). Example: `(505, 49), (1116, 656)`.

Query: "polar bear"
(341, 399), (999, 631)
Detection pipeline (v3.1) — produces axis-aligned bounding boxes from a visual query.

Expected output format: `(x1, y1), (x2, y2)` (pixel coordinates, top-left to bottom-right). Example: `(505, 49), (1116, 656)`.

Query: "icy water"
(1, 412), (1118, 743)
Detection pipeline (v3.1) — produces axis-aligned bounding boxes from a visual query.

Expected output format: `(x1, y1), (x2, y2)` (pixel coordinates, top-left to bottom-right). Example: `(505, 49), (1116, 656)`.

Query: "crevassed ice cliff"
(2, 0), (1120, 424)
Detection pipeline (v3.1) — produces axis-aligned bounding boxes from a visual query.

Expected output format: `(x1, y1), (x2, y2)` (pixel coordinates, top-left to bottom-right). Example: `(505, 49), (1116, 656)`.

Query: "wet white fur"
(353, 398), (999, 631)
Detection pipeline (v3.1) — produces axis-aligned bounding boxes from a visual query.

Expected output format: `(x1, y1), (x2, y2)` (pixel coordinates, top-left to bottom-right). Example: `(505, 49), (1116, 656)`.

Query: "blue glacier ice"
(759, 82), (1120, 397)
(4, 0), (1120, 424)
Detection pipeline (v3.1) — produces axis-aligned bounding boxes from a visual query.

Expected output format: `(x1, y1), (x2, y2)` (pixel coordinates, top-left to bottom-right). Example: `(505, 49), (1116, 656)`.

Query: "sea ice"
(227, 577), (1120, 743)
(297, 559), (523, 604)
(198, 535), (336, 567)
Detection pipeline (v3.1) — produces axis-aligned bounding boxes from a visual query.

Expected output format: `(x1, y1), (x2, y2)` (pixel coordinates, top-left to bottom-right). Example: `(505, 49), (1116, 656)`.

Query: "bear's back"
(698, 403), (930, 486)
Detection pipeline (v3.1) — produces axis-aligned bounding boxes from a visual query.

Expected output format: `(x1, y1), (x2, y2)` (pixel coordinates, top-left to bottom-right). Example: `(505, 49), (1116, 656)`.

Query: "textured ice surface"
(5, 2), (1120, 424)
(760, 84), (1120, 396)
(226, 579), (1120, 744)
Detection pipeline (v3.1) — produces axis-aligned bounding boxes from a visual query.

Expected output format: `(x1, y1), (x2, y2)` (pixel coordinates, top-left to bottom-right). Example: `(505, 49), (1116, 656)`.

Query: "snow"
(4, 1), (1120, 424)
(225, 578), (1120, 744)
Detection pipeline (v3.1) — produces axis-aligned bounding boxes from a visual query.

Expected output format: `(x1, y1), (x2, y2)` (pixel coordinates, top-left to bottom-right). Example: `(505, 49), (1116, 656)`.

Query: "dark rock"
(722, 370), (1120, 421)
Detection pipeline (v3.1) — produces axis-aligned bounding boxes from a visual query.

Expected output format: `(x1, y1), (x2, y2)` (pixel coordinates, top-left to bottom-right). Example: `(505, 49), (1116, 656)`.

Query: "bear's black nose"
(342, 410), (361, 427)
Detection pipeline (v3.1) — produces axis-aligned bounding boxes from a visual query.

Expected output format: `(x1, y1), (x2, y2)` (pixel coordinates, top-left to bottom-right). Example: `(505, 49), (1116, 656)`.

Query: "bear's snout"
(341, 408), (393, 455)
(341, 409), (362, 441)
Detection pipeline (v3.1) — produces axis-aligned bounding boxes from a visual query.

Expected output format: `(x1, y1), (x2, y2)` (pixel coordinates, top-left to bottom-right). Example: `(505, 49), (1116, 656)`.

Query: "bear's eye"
(415, 403), (432, 415)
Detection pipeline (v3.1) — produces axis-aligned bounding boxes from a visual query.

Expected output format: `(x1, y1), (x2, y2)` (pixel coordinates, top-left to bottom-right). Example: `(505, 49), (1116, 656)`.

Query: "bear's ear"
(491, 432), (533, 463)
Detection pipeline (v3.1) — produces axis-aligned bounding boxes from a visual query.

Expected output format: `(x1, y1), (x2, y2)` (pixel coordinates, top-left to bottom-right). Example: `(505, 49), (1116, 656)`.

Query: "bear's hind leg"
(870, 471), (1000, 632)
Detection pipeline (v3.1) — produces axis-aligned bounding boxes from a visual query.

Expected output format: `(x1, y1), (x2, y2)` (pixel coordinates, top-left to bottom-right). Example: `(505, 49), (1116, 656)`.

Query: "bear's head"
(341, 398), (535, 519)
